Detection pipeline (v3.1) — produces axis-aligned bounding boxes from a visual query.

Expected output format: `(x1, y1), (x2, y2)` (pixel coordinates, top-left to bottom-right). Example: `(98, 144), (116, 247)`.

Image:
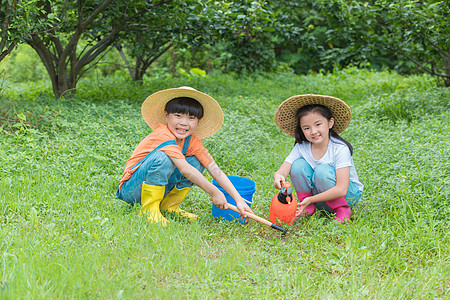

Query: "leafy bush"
(355, 87), (450, 122)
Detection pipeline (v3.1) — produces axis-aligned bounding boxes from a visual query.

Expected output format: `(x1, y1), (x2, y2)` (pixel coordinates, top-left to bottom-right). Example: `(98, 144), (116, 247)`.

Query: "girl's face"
(300, 111), (334, 146)
(165, 112), (199, 142)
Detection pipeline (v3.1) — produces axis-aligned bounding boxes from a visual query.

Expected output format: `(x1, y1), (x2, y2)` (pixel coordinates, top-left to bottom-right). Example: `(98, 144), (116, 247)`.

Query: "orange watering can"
(269, 181), (297, 225)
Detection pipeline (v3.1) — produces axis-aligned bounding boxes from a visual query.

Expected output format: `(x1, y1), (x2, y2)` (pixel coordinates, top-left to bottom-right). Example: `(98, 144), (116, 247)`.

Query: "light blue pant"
(290, 158), (362, 211)
(116, 151), (204, 205)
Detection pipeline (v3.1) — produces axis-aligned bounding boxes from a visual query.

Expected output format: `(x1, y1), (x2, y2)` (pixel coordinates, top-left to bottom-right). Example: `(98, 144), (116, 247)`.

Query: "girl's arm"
(170, 157), (228, 209)
(205, 160), (254, 217)
(300, 166), (350, 207)
(273, 161), (292, 189)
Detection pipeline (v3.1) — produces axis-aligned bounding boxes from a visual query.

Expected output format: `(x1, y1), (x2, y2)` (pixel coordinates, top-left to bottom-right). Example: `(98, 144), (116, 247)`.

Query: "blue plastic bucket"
(211, 176), (255, 223)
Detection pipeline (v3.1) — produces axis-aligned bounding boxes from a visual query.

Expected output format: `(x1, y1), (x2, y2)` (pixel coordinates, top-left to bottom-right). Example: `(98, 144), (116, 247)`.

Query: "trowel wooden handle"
(227, 204), (287, 234)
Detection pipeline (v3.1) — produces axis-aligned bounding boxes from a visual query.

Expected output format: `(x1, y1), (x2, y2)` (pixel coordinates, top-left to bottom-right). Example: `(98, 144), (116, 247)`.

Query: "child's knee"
(314, 164), (335, 181)
(144, 151), (175, 185)
(291, 158), (312, 177)
(312, 164), (336, 190)
(152, 151), (175, 169)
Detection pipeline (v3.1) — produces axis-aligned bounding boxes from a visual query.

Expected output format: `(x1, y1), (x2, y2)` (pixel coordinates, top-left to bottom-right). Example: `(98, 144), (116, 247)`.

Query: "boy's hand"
(211, 191), (228, 210)
(236, 199), (254, 223)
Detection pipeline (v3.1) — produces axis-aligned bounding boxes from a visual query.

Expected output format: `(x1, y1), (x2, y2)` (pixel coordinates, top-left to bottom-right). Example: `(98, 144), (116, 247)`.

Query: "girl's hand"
(211, 191), (228, 210)
(273, 162), (291, 190)
(273, 173), (285, 189)
(296, 196), (313, 216)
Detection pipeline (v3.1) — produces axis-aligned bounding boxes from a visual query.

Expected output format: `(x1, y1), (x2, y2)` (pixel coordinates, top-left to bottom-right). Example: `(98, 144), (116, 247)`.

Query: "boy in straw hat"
(273, 94), (363, 223)
(116, 87), (253, 225)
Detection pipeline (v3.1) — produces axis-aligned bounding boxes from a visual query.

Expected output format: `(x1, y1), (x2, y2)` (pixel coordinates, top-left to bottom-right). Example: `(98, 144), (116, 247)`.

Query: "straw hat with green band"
(141, 87), (224, 139)
(275, 94), (352, 137)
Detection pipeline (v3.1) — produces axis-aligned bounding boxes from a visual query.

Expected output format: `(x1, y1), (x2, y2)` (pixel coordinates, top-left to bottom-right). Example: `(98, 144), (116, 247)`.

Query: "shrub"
(355, 87), (449, 122)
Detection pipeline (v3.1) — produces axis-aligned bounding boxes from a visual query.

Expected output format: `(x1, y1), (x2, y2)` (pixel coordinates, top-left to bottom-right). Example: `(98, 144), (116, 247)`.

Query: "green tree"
(115, 0), (281, 79)
(270, 1), (328, 74)
(209, 0), (280, 73)
(0, 0), (56, 62)
(0, 0), (17, 62)
(373, 0), (449, 86)
(22, 0), (174, 98)
(115, 36), (173, 83)
(114, 1), (204, 82)
(321, 0), (450, 85)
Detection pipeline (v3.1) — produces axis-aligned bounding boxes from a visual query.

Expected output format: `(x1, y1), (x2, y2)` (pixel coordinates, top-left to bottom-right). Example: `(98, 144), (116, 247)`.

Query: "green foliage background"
(3, 0), (449, 88)
(0, 70), (449, 298)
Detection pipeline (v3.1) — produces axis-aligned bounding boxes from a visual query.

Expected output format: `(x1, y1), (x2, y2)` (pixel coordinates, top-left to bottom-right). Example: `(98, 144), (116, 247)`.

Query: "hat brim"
(141, 87), (224, 139)
(275, 94), (351, 137)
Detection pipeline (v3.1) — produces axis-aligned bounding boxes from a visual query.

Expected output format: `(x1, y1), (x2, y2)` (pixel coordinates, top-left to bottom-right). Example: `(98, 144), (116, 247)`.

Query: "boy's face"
(164, 112), (199, 142)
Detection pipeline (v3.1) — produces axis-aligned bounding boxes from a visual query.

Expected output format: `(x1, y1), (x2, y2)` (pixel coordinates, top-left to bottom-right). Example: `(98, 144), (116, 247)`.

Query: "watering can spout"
(277, 181), (293, 204)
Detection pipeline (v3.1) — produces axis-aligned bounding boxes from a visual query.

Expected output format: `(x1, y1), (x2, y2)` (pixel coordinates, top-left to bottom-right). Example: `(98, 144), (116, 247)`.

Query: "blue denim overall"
(116, 136), (205, 204)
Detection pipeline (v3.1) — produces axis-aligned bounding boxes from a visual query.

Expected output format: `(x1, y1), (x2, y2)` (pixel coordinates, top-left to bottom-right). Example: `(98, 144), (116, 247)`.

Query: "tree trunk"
(0, 1), (16, 63)
(443, 52), (450, 87)
(170, 47), (175, 77)
(0, 43), (15, 63)
(134, 58), (144, 84)
(132, 41), (173, 83)
(27, 33), (78, 98)
(116, 44), (135, 81)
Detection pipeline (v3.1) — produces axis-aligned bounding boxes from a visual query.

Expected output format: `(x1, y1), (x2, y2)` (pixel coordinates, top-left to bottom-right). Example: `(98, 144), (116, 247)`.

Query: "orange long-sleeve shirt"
(118, 124), (213, 191)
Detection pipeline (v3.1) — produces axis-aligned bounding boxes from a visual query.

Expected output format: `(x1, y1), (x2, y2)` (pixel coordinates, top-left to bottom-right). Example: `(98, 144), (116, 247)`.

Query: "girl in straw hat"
(116, 87), (253, 225)
(273, 94), (363, 222)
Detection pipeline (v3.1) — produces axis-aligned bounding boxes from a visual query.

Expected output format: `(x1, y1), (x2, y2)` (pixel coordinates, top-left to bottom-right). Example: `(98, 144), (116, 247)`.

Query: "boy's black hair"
(294, 104), (353, 155)
(164, 97), (204, 119)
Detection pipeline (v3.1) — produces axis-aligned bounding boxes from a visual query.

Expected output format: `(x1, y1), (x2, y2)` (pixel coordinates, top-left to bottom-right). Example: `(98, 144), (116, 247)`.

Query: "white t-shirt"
(285, 137), (363, 192)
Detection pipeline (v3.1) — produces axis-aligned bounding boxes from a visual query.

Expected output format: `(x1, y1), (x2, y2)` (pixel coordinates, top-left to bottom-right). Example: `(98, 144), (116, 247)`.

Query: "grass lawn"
(0, 69), (449, 298)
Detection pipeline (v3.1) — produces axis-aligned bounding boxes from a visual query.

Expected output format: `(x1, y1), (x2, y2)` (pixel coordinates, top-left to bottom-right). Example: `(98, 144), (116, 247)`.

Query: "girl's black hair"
(294, 104), (353, 155)
(164, 97), (204, 119)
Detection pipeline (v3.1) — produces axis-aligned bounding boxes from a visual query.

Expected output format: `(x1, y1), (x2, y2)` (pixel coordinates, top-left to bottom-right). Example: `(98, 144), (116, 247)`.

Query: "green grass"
(0, 69), (449, 299)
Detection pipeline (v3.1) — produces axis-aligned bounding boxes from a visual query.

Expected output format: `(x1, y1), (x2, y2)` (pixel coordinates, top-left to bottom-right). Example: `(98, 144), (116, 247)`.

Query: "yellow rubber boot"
(138, 183), (169, 226)
(160, 187), (198, 222)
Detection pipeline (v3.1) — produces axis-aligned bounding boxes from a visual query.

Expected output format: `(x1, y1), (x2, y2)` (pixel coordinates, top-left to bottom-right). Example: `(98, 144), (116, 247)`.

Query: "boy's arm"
(205, 160), (254, 217)
(170, 157), (228, 209)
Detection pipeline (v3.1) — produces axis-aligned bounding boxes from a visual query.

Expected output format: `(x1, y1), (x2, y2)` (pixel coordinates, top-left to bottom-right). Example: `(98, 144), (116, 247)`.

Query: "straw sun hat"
(275, 94), (352, 137)
(141, 86), (224, 139)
